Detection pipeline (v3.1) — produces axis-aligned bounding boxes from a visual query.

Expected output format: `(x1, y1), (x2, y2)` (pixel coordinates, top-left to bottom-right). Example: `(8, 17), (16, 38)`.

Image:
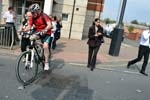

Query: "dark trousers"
(129, 45), (150, 72)
(21, 37), (30, 52)
(88, 46), (100, 69)
(21, 37), (31, 61)
(49, 37), (53, 51)
(6, 23), (19, 42)
(52, 35), (57, 50)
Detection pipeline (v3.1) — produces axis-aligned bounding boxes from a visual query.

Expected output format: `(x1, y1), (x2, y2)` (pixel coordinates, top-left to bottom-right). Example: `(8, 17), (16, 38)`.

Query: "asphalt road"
(123, 38), (139, 47)
(0, 54), (150, 100)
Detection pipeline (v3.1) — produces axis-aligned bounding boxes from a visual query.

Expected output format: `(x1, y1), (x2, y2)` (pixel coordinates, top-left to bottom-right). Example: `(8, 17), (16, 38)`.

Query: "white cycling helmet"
(28, 3), (40, 13)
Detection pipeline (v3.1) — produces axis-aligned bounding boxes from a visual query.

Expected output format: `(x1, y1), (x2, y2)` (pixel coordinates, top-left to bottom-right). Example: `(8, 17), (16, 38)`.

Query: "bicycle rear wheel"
(16, 51), (38, 86)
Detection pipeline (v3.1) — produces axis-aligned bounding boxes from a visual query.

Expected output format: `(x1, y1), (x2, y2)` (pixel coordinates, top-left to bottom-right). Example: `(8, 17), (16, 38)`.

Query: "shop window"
(62, 13), (68, 21)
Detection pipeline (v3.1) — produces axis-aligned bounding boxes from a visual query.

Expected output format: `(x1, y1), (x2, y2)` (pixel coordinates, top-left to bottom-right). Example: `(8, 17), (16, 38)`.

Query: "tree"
(104, 18), (111, 24)
(131, 20), (139, 24)
(139, 22), (147, 26)
(104, 18), (116, 24)
(128, 25), (134, 33)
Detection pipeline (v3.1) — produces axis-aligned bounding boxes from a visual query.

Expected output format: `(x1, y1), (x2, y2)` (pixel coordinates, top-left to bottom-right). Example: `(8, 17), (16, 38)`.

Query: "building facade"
(0, 0), (44, 29)
(0, 0), (104, 40)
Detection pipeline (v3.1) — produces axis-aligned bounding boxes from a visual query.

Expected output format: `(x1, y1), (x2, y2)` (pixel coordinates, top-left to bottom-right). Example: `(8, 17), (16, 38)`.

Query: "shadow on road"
(31, 60), (94, 100)
(32, 74), (93, 100)
(51, 42), (66, 55)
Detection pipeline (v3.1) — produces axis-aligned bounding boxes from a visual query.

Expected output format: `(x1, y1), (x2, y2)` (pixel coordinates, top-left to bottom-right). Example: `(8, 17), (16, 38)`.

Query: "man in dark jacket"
(87, 18), (104, 71)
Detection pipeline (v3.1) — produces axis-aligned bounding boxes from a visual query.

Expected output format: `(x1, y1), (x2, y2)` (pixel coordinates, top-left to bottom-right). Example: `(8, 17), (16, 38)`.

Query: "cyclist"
(18, 11), (32, 53)
(24, 3), (52, 70)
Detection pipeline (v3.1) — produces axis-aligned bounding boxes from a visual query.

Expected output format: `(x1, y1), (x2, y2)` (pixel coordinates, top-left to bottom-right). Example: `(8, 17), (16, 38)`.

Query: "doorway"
(14, 0), (44, 29)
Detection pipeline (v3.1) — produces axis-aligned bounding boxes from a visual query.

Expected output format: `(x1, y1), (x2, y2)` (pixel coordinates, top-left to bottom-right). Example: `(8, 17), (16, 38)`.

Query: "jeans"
(88, 46), (100, 69)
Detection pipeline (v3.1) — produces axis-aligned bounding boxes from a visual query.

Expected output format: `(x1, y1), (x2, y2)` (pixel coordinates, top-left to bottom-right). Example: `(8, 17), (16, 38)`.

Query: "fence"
(0, 24), (15, 49)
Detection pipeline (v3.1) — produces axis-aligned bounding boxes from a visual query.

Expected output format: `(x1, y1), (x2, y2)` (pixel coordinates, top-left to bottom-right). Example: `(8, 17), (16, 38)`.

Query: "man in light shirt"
(127, 27), (150, 76)
(3, 6), (19, 43)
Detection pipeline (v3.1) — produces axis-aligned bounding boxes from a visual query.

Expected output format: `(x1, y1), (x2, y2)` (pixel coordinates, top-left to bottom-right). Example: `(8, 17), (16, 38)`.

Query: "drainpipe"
(0, 0), (2, 24)
(44, 0), (53, 15)
(69, 0), (76, 39)
(21, 0), (26, 22)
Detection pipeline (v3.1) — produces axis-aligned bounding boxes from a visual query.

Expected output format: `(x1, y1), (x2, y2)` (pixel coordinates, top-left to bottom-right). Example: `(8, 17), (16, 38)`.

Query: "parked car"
(103, 23), (124, 41)
(104, 24), (116, 38)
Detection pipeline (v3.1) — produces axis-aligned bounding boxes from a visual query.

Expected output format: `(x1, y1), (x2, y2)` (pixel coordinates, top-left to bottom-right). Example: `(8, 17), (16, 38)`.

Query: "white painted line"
(97, 67), (116, 71)
(123, 70), (139, 74)
(69, 62), (127, 67)
(69, 62), (140, 75)
(69, 62), (86, 66)
(122, 43), (132, 47)
(97, 64), (127, 67)
(97, 67), (139, 75)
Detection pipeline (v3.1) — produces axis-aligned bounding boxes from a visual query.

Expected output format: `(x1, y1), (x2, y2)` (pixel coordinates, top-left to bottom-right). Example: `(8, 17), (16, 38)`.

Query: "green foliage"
(130, 19), (148, 27)
(128, 26), (134, 33)
(139, 22), (147, 26)
(104, 18), (116, 24)
(131, 20), (139, 24)
(104, 18), (110, 24)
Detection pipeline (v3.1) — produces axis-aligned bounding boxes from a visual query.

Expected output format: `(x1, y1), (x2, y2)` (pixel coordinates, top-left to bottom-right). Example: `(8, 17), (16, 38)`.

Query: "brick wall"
(87, 0), (104, 11)
(124, 26), (143, 40)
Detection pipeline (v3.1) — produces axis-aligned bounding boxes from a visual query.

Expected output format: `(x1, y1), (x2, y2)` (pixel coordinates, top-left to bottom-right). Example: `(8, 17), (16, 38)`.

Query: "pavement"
(0, 37), (139, 67)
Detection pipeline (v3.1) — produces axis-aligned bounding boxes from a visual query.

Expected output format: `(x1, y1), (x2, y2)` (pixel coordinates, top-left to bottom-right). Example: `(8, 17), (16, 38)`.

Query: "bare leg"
(43, 42), (49, 63)
(43, 42), (50, 70)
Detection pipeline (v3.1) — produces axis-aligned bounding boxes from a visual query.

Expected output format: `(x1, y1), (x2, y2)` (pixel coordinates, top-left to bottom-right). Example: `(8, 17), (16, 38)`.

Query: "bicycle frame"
(25, 40), (44, 68)
(16, 31), (46, 86)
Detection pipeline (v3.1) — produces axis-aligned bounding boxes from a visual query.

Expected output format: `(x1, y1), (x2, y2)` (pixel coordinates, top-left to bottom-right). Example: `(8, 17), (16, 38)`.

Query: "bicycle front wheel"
(16, 51), (38, 86)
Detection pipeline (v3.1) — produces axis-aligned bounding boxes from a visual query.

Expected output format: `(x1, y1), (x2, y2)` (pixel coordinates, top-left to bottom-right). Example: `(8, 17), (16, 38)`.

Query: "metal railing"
(0, 24), (15, 50)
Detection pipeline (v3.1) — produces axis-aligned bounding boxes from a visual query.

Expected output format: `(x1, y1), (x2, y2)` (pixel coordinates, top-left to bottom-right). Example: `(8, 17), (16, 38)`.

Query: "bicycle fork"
(25, 49), (34, 68)
(30, 49), (34, 68)
(25, 53), (29, 67)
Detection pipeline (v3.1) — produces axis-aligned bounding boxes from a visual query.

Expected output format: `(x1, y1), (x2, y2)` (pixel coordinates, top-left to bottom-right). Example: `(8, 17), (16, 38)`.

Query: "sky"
(101, 0), (150, 24)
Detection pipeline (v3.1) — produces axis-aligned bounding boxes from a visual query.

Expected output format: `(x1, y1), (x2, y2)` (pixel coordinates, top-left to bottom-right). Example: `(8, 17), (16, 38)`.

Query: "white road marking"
(69, 62), (140, 75)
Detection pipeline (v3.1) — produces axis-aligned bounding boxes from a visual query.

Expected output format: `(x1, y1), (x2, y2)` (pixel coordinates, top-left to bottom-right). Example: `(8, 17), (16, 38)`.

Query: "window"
(62, 13), (69, 21)
(16, 0), (24, 15)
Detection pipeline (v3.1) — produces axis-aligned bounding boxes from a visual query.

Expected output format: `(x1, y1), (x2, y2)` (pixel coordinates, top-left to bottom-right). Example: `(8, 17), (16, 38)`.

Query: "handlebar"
(18, 30), (33, 36)
(18, 30), (42, 35)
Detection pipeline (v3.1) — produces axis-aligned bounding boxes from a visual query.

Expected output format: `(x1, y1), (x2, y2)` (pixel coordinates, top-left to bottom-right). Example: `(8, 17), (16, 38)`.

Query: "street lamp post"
(108, 0), (127, 56)
(69, 0), (76, 39)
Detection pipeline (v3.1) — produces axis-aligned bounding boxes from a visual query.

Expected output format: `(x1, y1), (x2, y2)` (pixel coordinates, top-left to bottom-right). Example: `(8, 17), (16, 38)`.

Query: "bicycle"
(16, 31), (46, 86)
